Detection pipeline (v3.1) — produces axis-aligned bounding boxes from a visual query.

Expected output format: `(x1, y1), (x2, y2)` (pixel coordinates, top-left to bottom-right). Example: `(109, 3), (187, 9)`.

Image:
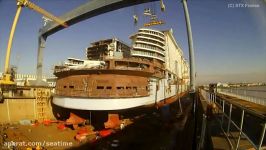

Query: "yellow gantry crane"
(0, 0), (67, 91)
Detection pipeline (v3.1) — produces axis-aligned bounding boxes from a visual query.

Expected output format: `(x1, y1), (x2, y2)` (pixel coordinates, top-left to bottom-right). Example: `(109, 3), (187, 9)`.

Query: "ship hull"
(53, 78), (188, 110)
(51, 93), (186, 129)
(53, 96), (157, 110)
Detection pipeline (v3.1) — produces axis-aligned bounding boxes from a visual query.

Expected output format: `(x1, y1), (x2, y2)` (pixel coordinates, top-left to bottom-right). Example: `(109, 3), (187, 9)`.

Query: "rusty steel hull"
(53, 57), (188, 111)
(55, 73), (149, 98)
(53, 71), (188, 110)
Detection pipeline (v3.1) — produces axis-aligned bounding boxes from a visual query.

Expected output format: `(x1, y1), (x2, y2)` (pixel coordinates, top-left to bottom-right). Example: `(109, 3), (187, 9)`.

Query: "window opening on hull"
(106, 86), (112, 89)
(69, 86), (74, 89)
(117, 87), (124, 90)
(133, 87), (137, 92)
(97, 86), (104, 89)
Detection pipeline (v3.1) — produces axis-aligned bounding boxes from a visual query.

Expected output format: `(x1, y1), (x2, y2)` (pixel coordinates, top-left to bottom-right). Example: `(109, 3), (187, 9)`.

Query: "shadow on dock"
(68, 94), (199, 150)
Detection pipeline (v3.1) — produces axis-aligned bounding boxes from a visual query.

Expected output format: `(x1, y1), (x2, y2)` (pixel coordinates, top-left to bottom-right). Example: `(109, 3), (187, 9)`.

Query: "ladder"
(35, 88), (49, 121)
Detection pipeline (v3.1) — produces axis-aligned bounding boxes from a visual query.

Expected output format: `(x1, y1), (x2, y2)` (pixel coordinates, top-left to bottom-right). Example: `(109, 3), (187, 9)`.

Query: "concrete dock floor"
(1, 94), (196, 150)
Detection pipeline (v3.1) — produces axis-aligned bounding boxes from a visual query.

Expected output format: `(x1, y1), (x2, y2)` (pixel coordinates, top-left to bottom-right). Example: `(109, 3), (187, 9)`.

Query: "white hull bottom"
(53, 96), (156, 110)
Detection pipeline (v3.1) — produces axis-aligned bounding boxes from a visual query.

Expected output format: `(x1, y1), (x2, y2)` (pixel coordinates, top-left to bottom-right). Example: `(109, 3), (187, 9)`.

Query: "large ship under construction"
(53, 28), (190, 113)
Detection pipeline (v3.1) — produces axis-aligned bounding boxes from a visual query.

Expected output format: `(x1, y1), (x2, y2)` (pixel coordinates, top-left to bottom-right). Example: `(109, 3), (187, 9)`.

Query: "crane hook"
(160, 0), (165, 12)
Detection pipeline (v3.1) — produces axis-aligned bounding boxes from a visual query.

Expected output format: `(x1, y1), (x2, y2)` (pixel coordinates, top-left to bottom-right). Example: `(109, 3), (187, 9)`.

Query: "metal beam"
(36, 0), (159, 84)
(182, 0), (195, 92)
(40, 0), (159, 37)
(182, 1), (197, 149)
(36, 35), (46, 84)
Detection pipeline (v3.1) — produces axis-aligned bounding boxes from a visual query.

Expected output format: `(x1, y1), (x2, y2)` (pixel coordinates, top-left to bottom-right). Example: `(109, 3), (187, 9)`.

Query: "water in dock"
(230, 86), (266, 98)
(219, 86), (266, 106)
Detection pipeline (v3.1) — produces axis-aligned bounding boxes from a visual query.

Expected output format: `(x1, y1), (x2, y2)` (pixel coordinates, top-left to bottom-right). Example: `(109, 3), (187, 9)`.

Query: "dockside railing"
(199, 88), (266, 150)
(218, 88), (266, 106)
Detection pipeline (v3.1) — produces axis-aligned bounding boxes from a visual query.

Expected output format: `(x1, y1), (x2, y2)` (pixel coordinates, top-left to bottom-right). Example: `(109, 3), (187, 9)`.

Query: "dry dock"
(0, 91), (197, 150)
(2, 87), (265, 150)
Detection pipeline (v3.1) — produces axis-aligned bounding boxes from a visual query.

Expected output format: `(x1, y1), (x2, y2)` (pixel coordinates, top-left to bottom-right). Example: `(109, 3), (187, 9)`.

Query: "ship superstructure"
(131, 28), (166, 63)
(53, 28), (189, 111)
(87, 38), (131, 60)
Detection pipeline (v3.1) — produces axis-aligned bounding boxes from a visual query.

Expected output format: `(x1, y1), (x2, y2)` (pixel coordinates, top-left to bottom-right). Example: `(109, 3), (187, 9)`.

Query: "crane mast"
(0, 0), (67, 91)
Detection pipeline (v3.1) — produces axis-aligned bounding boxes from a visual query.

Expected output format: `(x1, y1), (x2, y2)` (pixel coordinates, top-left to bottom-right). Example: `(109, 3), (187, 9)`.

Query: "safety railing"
(218, 88), (266, 106)
(199, 89), (266, 150)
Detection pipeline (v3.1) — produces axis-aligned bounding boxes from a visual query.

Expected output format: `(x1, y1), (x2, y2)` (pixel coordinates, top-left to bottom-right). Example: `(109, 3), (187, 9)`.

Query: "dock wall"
(0, 88), (55, 123)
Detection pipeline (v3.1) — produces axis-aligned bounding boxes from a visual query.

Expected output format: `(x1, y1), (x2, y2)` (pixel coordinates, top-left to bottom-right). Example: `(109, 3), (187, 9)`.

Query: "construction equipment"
(143, 0), (165, 27)
(0, 0), (67, 91)
(160, 0), (165, 12)
(144, 8), (152, 16)
(133, 15), (138, 24)
(144, 20), (164, 27)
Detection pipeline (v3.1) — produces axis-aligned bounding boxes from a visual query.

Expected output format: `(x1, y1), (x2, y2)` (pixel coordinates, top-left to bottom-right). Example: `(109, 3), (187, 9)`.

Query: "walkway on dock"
(199, 89), (266, 150)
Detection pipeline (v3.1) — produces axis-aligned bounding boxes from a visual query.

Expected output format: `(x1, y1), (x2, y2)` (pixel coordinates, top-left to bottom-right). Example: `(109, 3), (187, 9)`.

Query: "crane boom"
(18, 0), (68, 28)
(4, 6), (22, 74)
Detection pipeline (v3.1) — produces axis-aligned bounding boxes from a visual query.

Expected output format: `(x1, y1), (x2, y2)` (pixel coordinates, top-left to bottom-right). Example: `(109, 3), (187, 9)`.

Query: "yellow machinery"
(0, 0), (67, 91)
(144, 20), (164, 27)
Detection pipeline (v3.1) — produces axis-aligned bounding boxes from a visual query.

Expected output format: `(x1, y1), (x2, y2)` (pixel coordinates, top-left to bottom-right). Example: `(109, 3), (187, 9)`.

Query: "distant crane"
(0, 0), (67, 91)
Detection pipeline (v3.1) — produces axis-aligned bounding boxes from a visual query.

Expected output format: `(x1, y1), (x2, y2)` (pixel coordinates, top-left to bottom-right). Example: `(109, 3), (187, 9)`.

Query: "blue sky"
(0, 0), (265, 84)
